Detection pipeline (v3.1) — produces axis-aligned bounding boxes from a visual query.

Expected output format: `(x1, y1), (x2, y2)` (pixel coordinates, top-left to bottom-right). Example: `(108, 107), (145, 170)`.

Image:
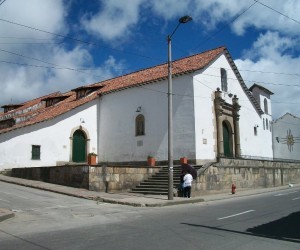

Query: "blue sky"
(0, 0), (299, 119)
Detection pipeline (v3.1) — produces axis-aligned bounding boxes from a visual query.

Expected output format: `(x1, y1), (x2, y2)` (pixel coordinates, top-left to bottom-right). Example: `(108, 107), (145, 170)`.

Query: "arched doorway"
(222, 121), (233, 157)
(72, 129), (87, 162)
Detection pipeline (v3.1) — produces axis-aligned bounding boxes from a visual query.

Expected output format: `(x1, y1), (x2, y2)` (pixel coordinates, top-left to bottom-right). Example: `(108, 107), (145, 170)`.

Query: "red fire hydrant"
(231, 183), (236, 194)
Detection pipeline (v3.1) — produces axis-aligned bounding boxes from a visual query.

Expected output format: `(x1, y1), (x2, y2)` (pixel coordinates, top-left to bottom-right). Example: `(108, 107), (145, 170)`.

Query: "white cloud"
(0, 0), (66, 41)
(0, 0), (125, 107)
(81, 0), (145, 42)
(235, 32), (300, 119)
(148, 0), (192, 20)
(80, 1), (300, 42)
(231, 0), (300, 36)
(243, 31), (297, 60)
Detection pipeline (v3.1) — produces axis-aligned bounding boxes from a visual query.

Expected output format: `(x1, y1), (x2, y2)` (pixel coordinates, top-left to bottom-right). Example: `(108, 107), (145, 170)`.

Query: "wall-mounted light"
(255, 124), (259, 128)
(80, 118), (85, 124)
(228, 93), (233, 98)
(136, 106), (142, 113)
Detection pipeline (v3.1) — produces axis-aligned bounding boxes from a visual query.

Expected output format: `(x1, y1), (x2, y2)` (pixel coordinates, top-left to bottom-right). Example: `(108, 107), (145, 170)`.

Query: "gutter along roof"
(0, 46), (262, 134)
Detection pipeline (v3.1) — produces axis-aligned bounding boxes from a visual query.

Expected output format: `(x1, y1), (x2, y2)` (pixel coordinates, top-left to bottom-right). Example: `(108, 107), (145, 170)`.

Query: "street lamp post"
(167, 15), (192, 200)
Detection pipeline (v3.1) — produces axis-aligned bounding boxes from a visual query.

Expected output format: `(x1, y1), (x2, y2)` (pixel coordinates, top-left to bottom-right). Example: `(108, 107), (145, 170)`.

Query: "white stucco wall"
(98, 53), (274, 164)
(193, 54), (273, 160)
(0, 101), (98, 170)
(98, 75), (196, 162)
(273, 113), (300, 161)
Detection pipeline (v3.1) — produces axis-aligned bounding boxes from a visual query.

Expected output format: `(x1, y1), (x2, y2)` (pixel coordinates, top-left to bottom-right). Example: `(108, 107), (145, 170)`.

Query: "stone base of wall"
(10, 159), (300, 195)
(89, 165), (160, 192)
(11, 164), (160, 192)
(11, 165), (90, 189)
(192, 158), (300, 195)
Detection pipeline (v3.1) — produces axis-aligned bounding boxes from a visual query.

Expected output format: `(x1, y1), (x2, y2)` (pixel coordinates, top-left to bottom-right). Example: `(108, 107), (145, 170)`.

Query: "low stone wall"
(193, 158), (300, 195)
(10, 159), (300, 195)
(11, 165), (90, 189)
(11, 165), (160, 192)
(89, 165), (160, 192)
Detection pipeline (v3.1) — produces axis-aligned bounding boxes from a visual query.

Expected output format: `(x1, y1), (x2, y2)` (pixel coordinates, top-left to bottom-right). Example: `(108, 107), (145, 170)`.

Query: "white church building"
(0, 46), (274, 171)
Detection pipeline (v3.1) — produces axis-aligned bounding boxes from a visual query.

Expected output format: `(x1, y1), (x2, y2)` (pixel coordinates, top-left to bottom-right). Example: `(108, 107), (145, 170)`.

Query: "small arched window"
(221, 68), (228, 92)
(135, 114), (145, 136)
(264, 98), (268, 114)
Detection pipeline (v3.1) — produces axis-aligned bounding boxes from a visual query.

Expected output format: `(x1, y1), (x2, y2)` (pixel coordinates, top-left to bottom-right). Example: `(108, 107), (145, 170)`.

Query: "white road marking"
(0, 198), (10, 202)
(292, 197), (300, 200)
(274, 191), (298, 197)
(218, 210), (255, 220)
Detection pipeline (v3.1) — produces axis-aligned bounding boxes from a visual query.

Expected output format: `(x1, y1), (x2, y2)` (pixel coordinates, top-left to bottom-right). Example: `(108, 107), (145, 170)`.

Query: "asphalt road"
(0, 181), (299, 250)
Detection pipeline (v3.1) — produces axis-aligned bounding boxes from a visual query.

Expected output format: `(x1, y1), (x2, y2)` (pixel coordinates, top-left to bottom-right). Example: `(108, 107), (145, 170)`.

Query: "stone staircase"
(130, 165), (201, 195)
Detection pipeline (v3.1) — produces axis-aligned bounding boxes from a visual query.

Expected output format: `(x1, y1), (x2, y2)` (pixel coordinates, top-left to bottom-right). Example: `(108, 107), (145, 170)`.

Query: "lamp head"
(179, 15), (192, 23)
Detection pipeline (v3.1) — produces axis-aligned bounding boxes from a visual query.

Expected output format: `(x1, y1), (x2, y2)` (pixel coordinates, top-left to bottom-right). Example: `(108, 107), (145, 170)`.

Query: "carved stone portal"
(214, 88), (241, 158)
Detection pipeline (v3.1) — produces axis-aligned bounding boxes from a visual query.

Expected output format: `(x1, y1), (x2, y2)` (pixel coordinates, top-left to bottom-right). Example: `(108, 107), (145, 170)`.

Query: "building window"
(220, 68), (228, 92)
(263, 119), (265, 130)
(32, 145), (41, 160)
(264, 98), (268, 114)
(266, 118), (268, 130)
(254, 126), (257, 136)
(135, 114), (145, 136)
(76, 89), (87, 99)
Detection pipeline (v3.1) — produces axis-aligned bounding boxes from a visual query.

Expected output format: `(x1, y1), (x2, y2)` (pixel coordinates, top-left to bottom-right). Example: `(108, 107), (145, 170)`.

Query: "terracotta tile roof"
(0, 46), (262, 134)
(95, 46), (225, 94)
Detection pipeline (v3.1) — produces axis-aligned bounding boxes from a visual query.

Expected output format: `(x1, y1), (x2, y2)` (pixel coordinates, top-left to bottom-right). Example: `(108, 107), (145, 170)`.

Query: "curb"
(0, 175), (299, 210)
(98, 197), (205, 207)
(0, 208), (15, 222)
(0, 176), (206, 207)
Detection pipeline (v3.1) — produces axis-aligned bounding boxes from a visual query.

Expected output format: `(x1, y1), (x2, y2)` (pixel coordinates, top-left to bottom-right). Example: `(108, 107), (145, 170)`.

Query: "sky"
(0, 0), (299, 120)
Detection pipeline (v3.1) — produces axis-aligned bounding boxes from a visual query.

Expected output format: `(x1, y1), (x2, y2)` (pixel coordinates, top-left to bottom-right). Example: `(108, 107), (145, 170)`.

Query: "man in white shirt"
(183, 171), (193, 198)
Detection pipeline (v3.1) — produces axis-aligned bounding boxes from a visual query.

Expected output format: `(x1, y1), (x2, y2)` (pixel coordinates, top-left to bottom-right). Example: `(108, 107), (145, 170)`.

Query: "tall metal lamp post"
(167, 15), (192, 200)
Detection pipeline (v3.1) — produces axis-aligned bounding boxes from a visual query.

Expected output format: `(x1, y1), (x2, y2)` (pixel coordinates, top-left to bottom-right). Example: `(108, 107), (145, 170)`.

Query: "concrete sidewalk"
(0, 174), (298, 222)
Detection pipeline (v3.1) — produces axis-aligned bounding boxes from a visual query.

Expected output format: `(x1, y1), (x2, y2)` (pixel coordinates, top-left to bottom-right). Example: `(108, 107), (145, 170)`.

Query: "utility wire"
(1, 55), (300, 89)
(0, 48), (89, 72)
(193, 1), (257, 50)
(0, 0), (6, 7)
(209, 66), (300, 77)
(0, 17), (158, 61)
(254, 0), (300, 25)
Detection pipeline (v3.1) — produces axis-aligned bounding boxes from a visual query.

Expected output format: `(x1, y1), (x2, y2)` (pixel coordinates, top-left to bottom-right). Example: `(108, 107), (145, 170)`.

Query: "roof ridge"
(92, 46), (226, 87)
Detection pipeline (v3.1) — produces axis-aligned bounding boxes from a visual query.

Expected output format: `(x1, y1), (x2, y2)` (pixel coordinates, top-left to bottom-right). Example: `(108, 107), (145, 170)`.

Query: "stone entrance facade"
(214, 88), (241, 158)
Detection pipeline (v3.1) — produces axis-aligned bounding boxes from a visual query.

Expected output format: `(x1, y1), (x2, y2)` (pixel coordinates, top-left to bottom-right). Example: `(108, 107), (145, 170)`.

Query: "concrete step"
(130, 190), (169, 195)
(143, 180), (181, 184)
(131, 187), (171, 191)
(130, 165), (202, 195)
(147, 176), (180, 180)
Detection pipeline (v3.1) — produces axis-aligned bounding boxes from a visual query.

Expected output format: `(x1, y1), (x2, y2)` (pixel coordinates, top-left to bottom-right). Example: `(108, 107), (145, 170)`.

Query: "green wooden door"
(72, 130), (86, 162)
(223, 122), (232, 157)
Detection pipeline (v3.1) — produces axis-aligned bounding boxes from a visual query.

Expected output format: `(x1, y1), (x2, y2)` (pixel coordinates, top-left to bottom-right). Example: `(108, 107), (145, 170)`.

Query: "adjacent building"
(272, 113), (300, 161)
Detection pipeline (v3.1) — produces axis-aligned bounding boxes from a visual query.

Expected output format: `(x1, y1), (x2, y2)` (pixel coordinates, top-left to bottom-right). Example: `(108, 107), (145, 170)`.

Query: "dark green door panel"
(72, 130), (86, 162)
(223, 122), (232, 157)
